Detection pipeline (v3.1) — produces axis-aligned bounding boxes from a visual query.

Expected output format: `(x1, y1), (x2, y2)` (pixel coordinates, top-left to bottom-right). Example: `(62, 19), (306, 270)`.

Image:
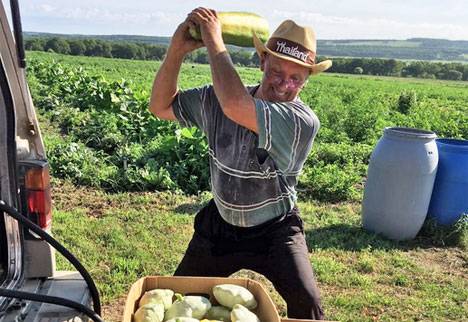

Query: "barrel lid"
(436, 138), (468, 152)
(384, 127), (437, 139)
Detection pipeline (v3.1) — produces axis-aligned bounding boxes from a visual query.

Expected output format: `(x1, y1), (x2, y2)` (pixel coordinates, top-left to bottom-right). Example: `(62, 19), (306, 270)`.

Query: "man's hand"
(168, 17), (204, 58)
(188, 7), (226, 55)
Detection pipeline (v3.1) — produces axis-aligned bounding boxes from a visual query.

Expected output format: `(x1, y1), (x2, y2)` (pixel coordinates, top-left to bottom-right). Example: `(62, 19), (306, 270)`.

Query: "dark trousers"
(174, 199), (324, 320)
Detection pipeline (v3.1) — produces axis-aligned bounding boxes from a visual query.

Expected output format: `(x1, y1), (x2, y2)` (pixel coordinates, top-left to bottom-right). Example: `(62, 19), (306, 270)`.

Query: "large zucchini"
(189, 12), (270, 48)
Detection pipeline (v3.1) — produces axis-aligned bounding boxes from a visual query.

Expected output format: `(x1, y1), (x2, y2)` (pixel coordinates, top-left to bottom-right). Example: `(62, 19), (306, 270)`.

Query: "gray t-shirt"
(172, 85), (319, 227)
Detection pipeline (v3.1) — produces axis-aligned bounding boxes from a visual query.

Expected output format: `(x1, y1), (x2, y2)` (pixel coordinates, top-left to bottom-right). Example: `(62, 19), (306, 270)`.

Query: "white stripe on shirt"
(212, 188), (293, 211)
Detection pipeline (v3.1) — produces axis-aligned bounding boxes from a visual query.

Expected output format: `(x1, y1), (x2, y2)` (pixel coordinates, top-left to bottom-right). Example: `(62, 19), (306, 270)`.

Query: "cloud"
(271, 10), (468, 39)
(24, 4), (183, 26)
(36, 4), (55, 13)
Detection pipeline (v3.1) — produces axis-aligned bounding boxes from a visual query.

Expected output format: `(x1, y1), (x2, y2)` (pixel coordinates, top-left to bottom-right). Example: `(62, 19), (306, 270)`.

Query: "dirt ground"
(102, 296), (126, 322)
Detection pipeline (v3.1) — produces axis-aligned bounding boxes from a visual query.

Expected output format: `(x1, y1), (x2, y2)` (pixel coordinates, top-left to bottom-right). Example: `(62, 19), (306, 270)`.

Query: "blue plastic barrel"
(428, 139), (468, 225)
(362, 127), (438, 240)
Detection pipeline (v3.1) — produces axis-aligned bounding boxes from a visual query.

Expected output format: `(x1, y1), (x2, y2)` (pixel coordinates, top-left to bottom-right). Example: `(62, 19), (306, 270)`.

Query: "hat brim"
(252, 33), (332, 75)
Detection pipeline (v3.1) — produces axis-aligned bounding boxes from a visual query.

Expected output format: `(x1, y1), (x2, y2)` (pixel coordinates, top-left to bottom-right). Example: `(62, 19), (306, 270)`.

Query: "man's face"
(259, 53), (310, 102)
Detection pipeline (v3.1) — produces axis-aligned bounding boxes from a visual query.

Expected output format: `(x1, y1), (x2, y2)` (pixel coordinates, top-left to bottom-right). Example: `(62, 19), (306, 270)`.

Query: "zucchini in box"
(122, 276), (281, 322)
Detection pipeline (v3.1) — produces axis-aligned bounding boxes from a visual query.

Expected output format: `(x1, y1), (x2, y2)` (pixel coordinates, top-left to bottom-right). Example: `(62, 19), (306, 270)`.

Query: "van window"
(0, 70), (9, 284)
(0, 53), (22, 293)
(0, 61), (10, 285)
(0, 217), (6, 282)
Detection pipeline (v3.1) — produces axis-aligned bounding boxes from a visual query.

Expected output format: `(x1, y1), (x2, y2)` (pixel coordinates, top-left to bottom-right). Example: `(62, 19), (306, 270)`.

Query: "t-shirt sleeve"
(254, 99), (320, 174)
(172, 86), (210, 130)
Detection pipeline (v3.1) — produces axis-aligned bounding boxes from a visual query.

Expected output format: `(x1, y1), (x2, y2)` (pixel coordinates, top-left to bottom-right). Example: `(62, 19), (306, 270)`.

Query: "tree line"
(328, 57), (468, 81)
(25, 37), (166, 60)
(25, 37), (468, 81)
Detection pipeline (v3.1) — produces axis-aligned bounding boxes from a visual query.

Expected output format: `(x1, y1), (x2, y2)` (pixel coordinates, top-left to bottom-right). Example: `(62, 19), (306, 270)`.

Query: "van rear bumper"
(0, 271), (92, 322)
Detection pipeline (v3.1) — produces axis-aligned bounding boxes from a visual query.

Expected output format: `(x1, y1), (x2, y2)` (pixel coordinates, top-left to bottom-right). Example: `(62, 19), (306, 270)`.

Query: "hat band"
(266, 37), (316, 65)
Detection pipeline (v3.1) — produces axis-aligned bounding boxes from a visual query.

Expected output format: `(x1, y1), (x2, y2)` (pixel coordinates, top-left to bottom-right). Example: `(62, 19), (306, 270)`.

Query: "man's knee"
(283, 282), (324, 319)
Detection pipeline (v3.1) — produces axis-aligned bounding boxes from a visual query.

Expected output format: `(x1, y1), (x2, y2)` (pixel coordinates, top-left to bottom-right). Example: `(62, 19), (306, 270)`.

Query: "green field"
(26, 52), (468, 321)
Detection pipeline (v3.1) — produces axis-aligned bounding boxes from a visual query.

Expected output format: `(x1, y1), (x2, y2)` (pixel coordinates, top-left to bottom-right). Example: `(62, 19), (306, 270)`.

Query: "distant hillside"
(24, 32), (468, 62)
(318, 38), (468, 62)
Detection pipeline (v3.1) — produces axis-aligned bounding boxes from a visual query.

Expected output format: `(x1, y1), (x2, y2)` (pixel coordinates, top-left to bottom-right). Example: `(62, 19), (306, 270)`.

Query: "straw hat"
(253, 20), (332, 75)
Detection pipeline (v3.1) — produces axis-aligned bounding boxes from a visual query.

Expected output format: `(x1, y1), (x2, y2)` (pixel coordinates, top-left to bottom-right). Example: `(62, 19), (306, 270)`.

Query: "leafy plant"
(397, 90), (417, 114)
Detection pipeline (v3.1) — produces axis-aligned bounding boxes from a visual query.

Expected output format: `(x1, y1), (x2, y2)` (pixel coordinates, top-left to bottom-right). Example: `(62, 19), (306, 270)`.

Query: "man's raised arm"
(149, 19), (203, 121)
(188, 8), (258, 133)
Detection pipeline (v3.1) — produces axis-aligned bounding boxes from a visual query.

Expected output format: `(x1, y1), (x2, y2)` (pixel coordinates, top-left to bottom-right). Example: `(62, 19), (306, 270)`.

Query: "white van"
(0, 1), (99, 321)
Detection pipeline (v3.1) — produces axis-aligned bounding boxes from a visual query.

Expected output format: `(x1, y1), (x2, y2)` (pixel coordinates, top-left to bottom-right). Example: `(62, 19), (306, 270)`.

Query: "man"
(149, 7), (332, 320)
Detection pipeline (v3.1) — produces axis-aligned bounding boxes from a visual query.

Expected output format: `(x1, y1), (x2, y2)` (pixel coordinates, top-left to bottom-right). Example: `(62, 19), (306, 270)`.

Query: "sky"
(2, 0), (468, 40)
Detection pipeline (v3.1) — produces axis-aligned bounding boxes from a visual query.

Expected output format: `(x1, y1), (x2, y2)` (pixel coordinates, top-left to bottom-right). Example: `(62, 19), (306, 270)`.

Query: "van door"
(0, 53), (23, 311)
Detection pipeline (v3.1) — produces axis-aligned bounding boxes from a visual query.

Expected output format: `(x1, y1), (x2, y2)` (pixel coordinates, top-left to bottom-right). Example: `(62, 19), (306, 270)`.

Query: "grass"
(51, 180), (467, 322)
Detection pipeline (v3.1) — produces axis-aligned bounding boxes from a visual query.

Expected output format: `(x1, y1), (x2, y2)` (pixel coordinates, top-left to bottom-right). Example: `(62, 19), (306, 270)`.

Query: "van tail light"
(19, 161), (52, 230)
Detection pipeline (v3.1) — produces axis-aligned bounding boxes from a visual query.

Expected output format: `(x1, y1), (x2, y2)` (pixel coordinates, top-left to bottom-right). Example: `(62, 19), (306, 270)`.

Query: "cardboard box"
(282, 318), (338, 322)
(281, 319), (327, 322)
(122, 276), (281, 322)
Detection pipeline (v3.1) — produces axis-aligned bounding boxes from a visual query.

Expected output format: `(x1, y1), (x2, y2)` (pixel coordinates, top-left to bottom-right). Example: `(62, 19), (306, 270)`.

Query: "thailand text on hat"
(253, 20), (332, 75)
